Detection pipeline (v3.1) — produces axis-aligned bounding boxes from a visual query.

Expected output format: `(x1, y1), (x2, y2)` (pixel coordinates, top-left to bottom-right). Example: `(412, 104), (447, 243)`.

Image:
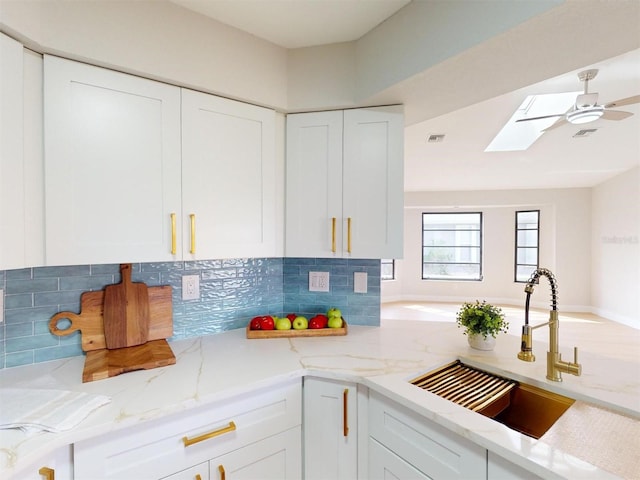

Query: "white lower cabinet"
(20, 445), (73, 480)
(487, 451), (542, 479)
(303, 377), (358, 480)
(208, 427), (301, 480)
(73, 380), (301, 480)
(368, 391), (487, 479)
(368, 437), (430, 480)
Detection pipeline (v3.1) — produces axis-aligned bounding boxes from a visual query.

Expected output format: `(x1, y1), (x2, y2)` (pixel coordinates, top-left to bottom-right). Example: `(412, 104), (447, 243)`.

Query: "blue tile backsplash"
(0, 258), (381, 369)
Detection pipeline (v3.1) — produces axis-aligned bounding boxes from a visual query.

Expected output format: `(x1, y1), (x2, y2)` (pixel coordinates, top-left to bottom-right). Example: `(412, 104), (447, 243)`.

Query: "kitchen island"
(0, 316), (638, 479)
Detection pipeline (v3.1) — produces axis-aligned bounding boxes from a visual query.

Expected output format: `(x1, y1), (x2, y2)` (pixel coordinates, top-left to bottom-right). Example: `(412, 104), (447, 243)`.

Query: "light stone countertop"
(0, 319), (638, 479)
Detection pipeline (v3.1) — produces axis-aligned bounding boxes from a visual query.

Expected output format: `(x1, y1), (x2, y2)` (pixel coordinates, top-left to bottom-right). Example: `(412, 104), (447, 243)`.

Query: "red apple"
(309, 318), (323, 329)
(260, 316), (275, 330)
(250, 317), (262, 330)
(311, 314), (329, 328)
(286, 313), (297, 321)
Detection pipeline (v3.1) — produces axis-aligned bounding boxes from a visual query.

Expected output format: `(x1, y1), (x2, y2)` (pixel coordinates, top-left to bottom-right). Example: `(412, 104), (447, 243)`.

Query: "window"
(422, 212), (482, 281)
(515, 210), (539, 282)
(381, 259), (395, 280)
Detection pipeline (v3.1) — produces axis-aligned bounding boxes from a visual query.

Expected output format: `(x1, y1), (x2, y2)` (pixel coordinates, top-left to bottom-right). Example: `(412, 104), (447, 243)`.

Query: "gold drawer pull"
(195, 475), (202, 480)
(182, 421), (236, 447)
(190, 213), (196, 254)
(218, 465), (226, 480)
(39, 467), (55, 480)
(343, 388), (349, 437)
(347, 217), (352, 254)
(170, 213), (177, 255)
(331, 217), (337, 253)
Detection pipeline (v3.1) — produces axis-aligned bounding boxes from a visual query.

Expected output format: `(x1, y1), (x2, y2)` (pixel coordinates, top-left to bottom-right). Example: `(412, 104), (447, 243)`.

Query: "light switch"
(354, 272), (368, 293)
(309, 271), (330, 292)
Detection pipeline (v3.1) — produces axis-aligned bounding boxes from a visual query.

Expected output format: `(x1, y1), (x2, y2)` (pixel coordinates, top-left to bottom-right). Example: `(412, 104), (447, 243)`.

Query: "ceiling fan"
(516, 69), (640, 131)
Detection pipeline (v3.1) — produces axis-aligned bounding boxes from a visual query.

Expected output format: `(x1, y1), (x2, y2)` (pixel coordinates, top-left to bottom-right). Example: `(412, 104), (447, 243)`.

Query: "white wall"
(382, 188), (592, 311)
(591, 167), (640, 327)
(0, 0), (288, 109)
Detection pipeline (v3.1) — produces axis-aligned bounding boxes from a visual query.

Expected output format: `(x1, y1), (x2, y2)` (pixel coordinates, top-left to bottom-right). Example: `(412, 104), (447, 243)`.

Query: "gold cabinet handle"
(195, 475), (202, 480)
(182, 421), (236, 447)
(190, 213), (196, 254)
(331, 217), (337, 253)
(343, 388), (349, 437)
(39, 467), (54, 480)
(218, 465), (226, 480)
(170, 213), (177, 255)
(347, 217), (352, 254)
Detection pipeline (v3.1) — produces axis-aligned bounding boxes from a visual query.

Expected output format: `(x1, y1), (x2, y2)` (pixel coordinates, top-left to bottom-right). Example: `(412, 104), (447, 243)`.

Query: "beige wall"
(591, 167), (640, 327)
(0, 0), (288, 109)
(382, 187), (592, 311)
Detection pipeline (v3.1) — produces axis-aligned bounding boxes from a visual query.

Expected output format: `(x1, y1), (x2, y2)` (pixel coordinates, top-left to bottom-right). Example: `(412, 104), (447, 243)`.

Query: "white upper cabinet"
(286, 106), (404, 259)
(44, 55), (182, 265)
(1, 33), (44, 269)
(181, 89), (277, 259)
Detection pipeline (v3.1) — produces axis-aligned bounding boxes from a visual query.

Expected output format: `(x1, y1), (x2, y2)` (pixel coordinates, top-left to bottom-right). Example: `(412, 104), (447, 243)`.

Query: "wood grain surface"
(49, 286), (173, 351)
(102, 264), (151, 349)
(82, 339), (176, 382)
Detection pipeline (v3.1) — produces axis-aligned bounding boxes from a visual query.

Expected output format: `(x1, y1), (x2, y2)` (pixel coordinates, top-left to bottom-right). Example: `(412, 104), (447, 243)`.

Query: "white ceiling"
(171, 0), (640, 192)
(170, 0), (410, 48)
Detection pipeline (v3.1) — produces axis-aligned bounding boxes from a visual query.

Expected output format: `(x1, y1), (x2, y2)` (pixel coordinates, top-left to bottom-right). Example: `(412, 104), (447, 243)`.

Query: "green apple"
(327, 316), (343, 328)
(275, 317), (292, 330)
(292, 316), (308, 330)
(327, 307), (342, 319)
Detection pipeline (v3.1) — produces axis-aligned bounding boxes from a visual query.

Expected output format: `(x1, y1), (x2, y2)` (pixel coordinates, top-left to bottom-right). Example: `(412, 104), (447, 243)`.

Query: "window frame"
(381, 259), (395, 281)
(514, 209), (540, 283)
(421, 212), (483, 281)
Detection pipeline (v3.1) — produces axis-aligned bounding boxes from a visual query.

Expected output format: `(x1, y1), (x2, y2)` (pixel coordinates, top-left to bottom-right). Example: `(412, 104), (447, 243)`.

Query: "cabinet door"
(161, 462), (209, 480)
(182, 89), (277, 259)
(44, 55), (181, 265)
(303, 377), (357, 480)
(368, 437), (430, 480)
(343, 106), (404, 259)
(369, 391), (486, 479)
(210, 426), (301, 480)
(1, 33), (44, 269)
(285, 110), (343, 257)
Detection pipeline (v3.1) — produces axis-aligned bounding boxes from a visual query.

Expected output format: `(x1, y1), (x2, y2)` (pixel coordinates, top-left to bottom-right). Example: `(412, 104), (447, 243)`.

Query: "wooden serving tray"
(246, 319), (347, 339)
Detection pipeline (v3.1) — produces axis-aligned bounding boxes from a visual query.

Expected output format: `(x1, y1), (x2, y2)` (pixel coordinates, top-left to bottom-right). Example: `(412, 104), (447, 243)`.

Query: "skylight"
(485, 92), (580, 152)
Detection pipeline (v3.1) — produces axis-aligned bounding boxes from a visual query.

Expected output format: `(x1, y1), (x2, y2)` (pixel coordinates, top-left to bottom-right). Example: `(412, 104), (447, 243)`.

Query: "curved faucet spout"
(518, 268), (582, 382)
(525, 268), (558, 311)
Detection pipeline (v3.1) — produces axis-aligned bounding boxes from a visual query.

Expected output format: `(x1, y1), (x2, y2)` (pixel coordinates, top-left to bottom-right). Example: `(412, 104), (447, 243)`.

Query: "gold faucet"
(517, 268), (582, 382)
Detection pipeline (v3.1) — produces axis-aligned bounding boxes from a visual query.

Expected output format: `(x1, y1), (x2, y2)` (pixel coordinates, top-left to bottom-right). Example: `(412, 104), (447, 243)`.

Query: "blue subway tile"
(6, 278), (58, 295)
(34, 265), (90, 278)
(6, 351), (34, 368)
(4, 293), (33, 309)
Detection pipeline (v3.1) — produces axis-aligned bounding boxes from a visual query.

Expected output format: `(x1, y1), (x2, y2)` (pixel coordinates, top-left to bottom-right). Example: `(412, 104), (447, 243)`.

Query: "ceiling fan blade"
(516, 113), (564, 123)
(604, 95), (640, 108)
(542, 118), (568, 131)
(601, 109), (634, 121)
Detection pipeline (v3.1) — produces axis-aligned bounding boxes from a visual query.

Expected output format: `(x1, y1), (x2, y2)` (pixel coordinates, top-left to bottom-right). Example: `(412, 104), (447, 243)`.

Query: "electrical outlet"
(354, 272), (368, 293)
(309, 271), (330, 292)
(182, 275), (200, 300)
(0, 289), (3, 323)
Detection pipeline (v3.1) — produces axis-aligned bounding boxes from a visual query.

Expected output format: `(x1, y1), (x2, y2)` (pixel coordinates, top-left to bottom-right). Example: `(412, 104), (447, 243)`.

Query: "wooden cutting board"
(82, 339), (176, 382)
(103, 264), (151, 349)
(49, 286), (173, 351)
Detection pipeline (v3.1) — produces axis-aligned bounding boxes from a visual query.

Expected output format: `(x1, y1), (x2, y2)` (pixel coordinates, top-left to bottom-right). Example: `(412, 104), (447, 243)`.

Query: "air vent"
(427, 134), (445, 143)
(573, 128), (598, 138)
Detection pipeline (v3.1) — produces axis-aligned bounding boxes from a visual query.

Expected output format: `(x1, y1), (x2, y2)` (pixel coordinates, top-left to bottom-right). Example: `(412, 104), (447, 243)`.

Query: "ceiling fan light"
(566, 105), (604, 124)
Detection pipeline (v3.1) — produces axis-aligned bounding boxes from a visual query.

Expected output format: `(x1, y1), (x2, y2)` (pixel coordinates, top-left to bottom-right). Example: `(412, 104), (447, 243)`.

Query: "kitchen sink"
(410, 360), (575, 439)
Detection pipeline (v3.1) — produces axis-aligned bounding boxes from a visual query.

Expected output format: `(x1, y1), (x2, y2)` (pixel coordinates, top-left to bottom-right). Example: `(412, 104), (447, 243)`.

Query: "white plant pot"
(467, 334), (496, 351)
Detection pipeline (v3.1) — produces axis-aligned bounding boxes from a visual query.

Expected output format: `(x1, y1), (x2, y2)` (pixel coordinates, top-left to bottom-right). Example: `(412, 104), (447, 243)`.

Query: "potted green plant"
(456, 300), (509, 350)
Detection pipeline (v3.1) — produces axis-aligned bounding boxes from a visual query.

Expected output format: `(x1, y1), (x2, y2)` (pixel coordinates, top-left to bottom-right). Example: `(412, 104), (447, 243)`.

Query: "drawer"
(74, 379), (301, 479)
(368, 391), (486, 479)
